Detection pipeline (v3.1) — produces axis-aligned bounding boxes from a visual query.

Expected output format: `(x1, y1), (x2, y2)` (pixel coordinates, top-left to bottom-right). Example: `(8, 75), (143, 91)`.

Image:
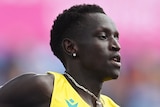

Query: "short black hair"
(50, 4), (106, 64)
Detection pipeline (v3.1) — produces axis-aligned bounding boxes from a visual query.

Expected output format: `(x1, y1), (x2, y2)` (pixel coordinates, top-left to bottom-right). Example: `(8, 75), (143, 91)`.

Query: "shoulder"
(2, 73), (54, 94)
(29, 73), (54, 95)
(0, 73), (54, 106)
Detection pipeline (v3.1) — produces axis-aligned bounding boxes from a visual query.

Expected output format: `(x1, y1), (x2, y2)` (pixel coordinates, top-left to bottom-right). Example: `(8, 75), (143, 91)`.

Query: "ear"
(62, 38), (78, 56)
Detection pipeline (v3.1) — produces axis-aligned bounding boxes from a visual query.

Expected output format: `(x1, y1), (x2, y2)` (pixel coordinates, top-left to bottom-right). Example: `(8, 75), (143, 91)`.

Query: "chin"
(112, 70), (120, 79)
(112, 74), (119, 79)
(103, 70), (120, 81)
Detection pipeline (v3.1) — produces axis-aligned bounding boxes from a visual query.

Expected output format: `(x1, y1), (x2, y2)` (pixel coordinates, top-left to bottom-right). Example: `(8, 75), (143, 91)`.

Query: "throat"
(64, 72), (103, 107)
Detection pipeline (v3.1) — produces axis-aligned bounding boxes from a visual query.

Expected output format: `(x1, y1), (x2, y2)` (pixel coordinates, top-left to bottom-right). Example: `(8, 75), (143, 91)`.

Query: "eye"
(114, 33), (119, 40)
(97, 32), (109, 40)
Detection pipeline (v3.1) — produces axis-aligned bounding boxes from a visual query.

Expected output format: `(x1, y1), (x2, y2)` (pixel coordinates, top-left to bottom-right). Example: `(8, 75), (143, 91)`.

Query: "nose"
(109, 38), (121, 51)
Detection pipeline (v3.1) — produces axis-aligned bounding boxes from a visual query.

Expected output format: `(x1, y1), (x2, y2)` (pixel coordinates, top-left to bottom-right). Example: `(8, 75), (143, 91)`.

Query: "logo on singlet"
(66, 99), (78, 107)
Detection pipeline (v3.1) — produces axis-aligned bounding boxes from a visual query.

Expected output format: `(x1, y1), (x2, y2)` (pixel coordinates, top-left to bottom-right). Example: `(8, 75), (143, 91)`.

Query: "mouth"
(110, 54), (121, 68)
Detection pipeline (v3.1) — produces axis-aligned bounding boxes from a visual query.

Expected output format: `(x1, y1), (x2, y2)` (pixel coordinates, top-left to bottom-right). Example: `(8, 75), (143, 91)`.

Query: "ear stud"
(73, 53), (76, 57)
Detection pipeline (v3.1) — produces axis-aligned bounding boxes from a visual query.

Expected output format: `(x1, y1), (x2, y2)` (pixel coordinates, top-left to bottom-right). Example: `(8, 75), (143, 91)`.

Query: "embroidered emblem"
(66, 99), (78, 107)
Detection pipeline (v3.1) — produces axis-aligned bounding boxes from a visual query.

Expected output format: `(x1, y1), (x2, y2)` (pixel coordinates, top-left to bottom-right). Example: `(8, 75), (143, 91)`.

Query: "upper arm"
(0, 73), (54, 107)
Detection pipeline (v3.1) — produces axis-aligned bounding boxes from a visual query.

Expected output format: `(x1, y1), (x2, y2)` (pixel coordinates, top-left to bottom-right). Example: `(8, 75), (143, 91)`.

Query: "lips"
(110, 53), (121, 68)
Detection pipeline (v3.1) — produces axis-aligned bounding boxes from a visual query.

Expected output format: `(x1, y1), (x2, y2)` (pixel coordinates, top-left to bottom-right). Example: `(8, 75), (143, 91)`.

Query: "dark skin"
(0, 74), (53, 107)
(0, 13), (121, 107)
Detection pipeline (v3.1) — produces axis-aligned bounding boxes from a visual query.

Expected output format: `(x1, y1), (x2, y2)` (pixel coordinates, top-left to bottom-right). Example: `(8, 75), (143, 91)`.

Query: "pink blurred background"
(0, 0), (160, 106)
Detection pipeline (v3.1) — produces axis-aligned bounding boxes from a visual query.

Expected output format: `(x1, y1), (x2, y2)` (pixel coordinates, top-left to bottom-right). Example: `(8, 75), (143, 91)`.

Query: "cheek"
(80, 45), (109, 67)
(90, 45), (111, 68)
(93, 43), (110, 59)
(81, 42), (109, 58)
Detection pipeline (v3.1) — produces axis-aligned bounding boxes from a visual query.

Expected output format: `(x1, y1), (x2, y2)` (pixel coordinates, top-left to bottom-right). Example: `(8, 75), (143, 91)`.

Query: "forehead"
(73, 13), (118, 42)
(83, 13), (118, 33)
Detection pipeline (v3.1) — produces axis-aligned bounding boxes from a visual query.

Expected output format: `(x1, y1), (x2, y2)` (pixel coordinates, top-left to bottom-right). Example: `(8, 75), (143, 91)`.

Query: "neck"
(65, 72), (105, 107)
(65, 70), (103, 98)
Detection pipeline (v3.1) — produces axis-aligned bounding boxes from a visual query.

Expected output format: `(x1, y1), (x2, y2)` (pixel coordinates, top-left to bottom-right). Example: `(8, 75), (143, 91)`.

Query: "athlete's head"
(50, 4), (105, 64)
(50, 4), (121, 80)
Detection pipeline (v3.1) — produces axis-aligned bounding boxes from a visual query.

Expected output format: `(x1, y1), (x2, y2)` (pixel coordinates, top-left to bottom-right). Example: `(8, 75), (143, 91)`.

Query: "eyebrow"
(94, 27), (119, 36)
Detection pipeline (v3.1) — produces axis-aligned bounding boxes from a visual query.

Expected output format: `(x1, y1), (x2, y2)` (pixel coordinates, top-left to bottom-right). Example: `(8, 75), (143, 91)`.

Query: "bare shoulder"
(1, 73), (54, 94)
(0, 73), (54, 107)
(32, 73), (54, 96)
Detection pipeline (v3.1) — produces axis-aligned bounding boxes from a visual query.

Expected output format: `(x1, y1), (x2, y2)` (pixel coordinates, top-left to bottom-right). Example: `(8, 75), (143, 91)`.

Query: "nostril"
(111, 44), (120, 51)
(109, 38), (121, 51)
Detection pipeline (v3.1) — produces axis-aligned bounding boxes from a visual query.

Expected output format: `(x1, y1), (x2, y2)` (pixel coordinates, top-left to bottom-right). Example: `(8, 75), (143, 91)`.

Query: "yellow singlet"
(48, 72), (120, 107)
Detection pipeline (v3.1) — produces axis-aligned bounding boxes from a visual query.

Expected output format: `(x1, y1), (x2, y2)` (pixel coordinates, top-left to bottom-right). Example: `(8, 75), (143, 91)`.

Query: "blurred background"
(0, 0), (160, 106)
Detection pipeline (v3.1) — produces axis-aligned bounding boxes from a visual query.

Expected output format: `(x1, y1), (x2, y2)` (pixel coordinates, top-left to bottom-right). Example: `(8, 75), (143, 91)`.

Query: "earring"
(72, 53), (76, 57)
